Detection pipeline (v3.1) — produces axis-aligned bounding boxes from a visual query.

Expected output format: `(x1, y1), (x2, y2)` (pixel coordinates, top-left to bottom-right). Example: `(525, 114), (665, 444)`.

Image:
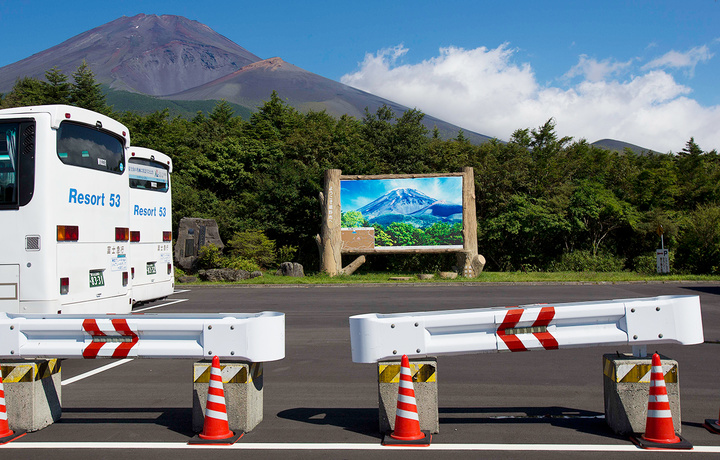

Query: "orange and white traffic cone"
(188, 356), (243, 445)
(382, 354), (431, 446)
(704, 406), (720, 434)
(630, 353), (692, 450)
(0, 373), (26, 445)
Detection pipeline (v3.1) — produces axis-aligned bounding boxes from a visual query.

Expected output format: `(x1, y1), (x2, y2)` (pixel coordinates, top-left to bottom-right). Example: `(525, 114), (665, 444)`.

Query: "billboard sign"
(340, 176), (463, 250)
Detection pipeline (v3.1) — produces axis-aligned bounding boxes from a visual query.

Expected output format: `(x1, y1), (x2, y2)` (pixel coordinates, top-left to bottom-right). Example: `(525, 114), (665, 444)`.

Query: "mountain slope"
(591, 139), (660, 155)
(0, 14), (493, 143)
(163, 57), (493, 143)
(0, 14), (260, 96)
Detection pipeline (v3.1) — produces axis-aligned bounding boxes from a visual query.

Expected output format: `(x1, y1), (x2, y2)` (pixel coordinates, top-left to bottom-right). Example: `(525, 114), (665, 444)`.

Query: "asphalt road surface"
(3, 282), (720, 459)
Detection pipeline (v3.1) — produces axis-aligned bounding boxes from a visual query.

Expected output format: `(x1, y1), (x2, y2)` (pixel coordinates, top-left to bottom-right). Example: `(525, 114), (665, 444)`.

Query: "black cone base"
(630, 433), (693, 450)
(0, 430), (26, 445)
(382, 431), (432, 446)
(188, 431), (243, 445)
(704, 419), (720, 434)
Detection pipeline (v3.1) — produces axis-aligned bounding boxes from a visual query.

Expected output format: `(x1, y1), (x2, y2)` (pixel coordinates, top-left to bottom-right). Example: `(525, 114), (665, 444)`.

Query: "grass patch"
(178, 271), (720, 286)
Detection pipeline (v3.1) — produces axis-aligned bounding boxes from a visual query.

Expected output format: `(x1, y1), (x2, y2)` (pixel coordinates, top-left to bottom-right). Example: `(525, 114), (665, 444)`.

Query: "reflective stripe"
(647, 410), (673, 418)
(205, 408), (228, 421)
(207, 394), (226, 405)
(648, 394), (669, 403)
(397, 394), (416, 405)
(395, 408), (419, 421)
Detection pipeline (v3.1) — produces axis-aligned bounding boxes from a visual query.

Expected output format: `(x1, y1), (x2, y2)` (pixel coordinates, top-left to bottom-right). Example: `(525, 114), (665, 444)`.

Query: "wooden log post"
(457, 167), (484, 277)
(341, 255), (366, 276)
(319, 169), (342, 276)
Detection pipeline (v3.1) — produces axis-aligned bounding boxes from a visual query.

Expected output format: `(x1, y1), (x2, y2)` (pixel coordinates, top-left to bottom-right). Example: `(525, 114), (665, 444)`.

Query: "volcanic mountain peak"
(357, 188), (438, 220)
(0, 14), (261, 96)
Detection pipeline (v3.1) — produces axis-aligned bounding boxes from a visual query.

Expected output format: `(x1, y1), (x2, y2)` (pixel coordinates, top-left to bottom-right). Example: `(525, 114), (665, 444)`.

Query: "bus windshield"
(128, 158), (169, 192)
(0, 122), (18, 205)
(57, 121), (125, 174)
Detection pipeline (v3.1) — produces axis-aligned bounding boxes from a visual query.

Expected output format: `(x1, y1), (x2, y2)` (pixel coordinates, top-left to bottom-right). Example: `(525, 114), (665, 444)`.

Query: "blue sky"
(341, 177), (462, 212)
(1, 1), (719, 152)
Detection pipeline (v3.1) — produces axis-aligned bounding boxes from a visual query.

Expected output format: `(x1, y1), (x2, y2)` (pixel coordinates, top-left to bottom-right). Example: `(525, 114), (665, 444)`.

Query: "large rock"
(198, 269), (261, 282)
(175, 217), (224, 270)
(275, 262), (304, 277)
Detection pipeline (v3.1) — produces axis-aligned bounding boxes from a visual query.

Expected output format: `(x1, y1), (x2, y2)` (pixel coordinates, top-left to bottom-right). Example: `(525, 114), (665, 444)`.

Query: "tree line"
(3, 65), (720, 274)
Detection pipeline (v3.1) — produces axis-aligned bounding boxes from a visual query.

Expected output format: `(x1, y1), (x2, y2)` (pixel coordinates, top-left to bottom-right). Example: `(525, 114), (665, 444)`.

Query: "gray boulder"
(275, 262), (304, 277)
(198, 268), (259, 282)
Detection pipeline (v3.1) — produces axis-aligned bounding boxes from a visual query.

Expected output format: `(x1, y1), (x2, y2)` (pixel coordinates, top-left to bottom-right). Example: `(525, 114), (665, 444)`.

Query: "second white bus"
(128, 146), (174, 304)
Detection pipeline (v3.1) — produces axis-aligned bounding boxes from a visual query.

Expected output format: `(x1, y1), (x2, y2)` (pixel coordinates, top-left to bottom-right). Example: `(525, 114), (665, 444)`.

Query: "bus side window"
(0, 124), (17, 206)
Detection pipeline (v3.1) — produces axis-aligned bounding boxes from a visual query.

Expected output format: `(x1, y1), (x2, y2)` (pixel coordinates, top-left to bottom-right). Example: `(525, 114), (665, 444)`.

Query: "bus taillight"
(57, 225), (79, 241)
(60, 277), (69, 295)
(163, 231), (172, 242)
(122, 271), (129, 287)
(116, 227), (130, 242)
(130, 231), (140, 242)
(167, 263), (172, 275)
(131, 267), (135, 279)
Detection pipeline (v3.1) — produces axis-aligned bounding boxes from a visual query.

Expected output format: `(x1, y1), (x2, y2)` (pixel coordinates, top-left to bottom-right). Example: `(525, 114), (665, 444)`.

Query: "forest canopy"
(3, 66), (720, 274)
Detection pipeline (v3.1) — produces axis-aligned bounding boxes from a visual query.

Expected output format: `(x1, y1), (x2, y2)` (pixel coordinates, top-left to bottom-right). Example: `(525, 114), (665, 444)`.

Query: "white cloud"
(341, 44), (720, 153)
(564, 55), (633, 82)
(642, 45), (713, 76)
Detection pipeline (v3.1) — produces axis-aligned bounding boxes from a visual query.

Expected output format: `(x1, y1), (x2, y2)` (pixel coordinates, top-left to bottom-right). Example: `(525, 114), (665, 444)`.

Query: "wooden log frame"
(317, 168), (485, 277)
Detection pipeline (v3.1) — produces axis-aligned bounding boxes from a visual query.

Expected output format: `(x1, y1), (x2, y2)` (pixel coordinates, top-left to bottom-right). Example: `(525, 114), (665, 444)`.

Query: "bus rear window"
(128, 158), (169, 192)
(57, 121), (125, 174)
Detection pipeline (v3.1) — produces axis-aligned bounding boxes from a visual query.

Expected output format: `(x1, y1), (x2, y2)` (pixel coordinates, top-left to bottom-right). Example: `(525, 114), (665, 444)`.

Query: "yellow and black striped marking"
(378, 362), (436, 383)
(194, 362), (262, 384)
(603, 358), (677, 383)
(1, 359), (61, 383)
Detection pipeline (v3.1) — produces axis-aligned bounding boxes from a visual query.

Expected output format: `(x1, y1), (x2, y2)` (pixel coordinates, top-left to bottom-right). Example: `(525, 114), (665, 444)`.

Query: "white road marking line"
(4, 442), (720, 452)
(134, 298), (188, 312)
(61, 359), (134, 386)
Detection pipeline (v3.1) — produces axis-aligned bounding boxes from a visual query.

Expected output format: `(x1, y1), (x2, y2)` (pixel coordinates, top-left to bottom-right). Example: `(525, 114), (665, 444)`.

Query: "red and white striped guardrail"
(0, 312), (284, 361)
(349, 295), (703, 363)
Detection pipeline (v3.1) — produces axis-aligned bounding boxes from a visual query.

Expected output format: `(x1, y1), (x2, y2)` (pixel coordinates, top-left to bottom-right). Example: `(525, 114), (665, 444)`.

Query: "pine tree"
(44, 67), (71, 104)
(70, 61), (109, 113)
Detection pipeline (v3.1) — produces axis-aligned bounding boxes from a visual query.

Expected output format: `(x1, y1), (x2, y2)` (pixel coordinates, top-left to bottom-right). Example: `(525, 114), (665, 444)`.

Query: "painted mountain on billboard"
(355, 187), (461, 226)
(341, 178), (463, 247)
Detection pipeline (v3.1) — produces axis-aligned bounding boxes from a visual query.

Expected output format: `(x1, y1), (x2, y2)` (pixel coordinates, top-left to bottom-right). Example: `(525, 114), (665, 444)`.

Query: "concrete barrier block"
(378, 357), (438, 434)
(1, 359), (61, 432)
(603, 353), (680, 435)
(193, 360), (263, 433)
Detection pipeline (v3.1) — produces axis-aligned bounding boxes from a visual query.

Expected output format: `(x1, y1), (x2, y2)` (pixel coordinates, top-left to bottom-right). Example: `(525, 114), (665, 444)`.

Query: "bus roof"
(129, 146), (173, 173)
(0, 105), (130, 148)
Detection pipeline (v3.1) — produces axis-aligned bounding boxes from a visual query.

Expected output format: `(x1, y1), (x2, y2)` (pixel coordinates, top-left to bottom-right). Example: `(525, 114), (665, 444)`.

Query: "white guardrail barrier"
(349, 295), (704, 363)
(0, 311), (285, 361)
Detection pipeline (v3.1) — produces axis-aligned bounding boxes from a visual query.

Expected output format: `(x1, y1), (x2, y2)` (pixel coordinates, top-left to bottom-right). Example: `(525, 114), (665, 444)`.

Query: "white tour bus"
(0, 105), (133, 314)
(128, 146), (174, 304)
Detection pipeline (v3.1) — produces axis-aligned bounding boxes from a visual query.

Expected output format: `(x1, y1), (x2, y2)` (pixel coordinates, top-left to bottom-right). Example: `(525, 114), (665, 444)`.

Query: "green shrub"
(675, 204), (720, 274)
(277, 245), (298, 263)
(549, 250), (625, 272)
(225, 256), (261, 272)
(632, 251), (676, 274)
(227, 230), (276, 268)
(196, 244), (225, 270)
